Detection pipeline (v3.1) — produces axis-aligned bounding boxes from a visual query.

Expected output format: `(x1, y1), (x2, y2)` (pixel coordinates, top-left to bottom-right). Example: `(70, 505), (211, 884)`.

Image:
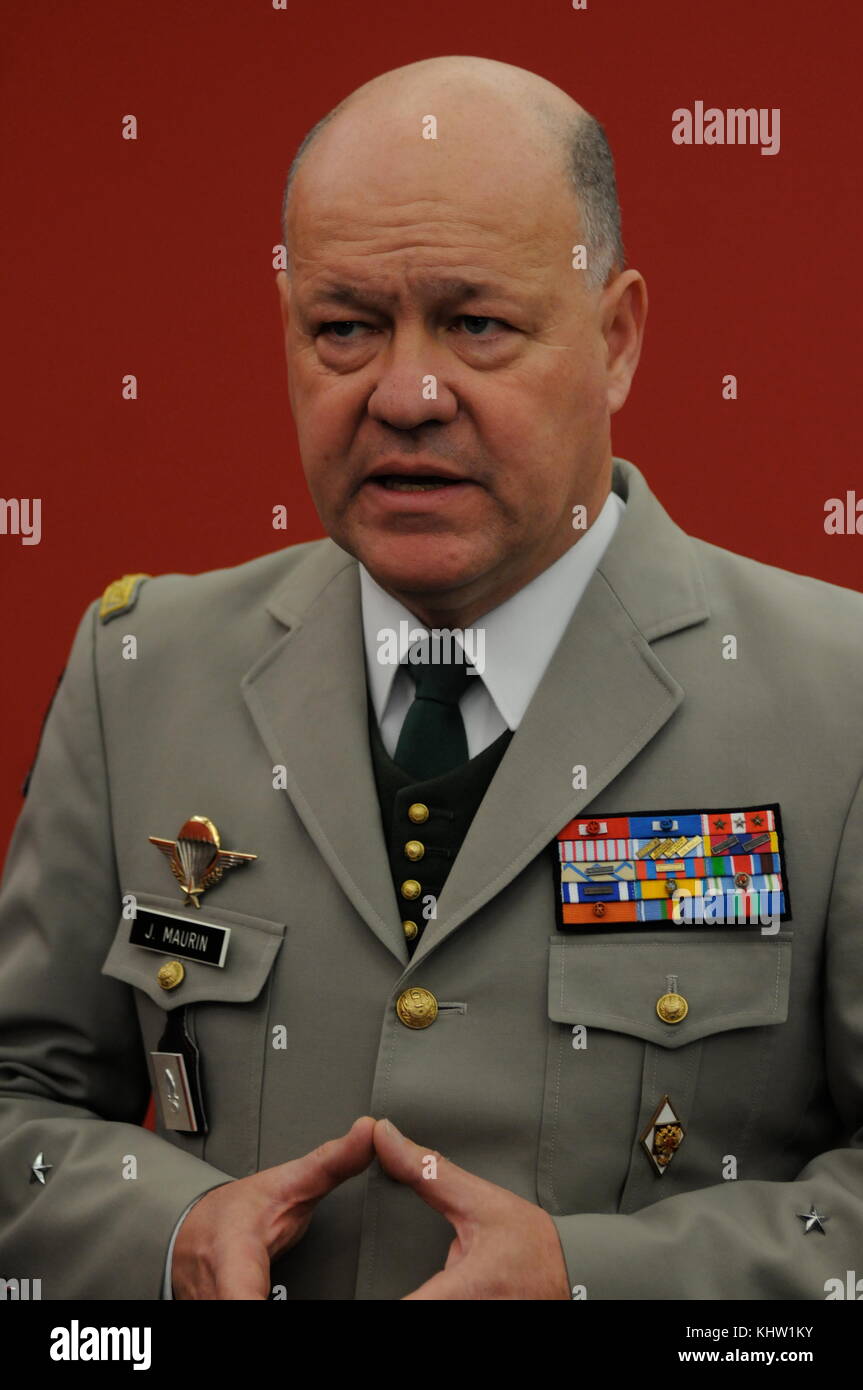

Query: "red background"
(2, 0), (860, 860)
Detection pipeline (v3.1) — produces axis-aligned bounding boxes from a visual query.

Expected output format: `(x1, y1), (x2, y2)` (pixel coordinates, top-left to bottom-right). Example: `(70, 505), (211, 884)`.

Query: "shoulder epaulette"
(98, 573), (152, 623)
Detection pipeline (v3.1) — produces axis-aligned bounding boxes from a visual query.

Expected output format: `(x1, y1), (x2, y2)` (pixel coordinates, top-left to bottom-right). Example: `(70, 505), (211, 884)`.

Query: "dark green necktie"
(394, 649), (475, 780)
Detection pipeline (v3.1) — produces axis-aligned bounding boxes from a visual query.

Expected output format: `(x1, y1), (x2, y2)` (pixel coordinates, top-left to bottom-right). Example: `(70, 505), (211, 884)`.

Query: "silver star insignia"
(796, 1204), (829, 1234)
(30, 1152), (53, 1185)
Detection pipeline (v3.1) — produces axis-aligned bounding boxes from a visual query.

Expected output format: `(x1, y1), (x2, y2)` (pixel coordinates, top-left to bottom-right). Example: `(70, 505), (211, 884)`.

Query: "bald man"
(1, 56), (862, 1302)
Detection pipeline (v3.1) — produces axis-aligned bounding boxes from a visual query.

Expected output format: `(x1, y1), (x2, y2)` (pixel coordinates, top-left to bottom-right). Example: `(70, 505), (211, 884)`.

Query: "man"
(0, 55), (861, 1301)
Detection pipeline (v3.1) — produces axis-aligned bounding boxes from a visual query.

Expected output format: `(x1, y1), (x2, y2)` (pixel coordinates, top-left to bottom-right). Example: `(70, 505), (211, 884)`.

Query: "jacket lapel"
(241, 540), (409, 965)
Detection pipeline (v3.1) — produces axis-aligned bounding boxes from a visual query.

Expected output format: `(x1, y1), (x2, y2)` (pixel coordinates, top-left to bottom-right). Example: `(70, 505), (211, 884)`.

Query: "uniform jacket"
(1, 457), (862, 1300)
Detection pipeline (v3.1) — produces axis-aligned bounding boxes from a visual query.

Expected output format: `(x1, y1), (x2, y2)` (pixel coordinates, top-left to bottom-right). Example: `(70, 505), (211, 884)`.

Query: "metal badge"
(640, 1095), (686, 1175)
(151, 1051), (199, 1132)
(796, 1205), (829, 1234)
(149, 816), (256, 907)
(30, 1152), (52, 1184)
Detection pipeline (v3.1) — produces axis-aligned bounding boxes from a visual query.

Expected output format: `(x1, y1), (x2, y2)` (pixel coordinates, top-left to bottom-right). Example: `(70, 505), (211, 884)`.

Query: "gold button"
(402, 919), (418, 940)
(396, 986), (438, 1028)
(656, 992), (688, 1024)
(408, 803), (429, 824)
(404, 839), (425, 862)
(400, 878), (421, 900)
(157, 960), (185, 991)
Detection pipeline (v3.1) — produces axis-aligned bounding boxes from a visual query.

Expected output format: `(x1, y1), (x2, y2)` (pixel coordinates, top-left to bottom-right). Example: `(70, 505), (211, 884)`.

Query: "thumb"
(276, 1115), (377, 1206)
(373, 1118), (490, 1223)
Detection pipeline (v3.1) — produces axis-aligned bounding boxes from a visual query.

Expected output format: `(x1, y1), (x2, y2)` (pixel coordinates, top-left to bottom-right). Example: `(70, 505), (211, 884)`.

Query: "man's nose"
(366, 329), (459, 430)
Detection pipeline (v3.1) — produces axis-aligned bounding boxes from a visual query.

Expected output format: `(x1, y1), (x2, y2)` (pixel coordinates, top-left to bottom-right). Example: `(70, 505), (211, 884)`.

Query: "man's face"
(279, 99), (642, 623)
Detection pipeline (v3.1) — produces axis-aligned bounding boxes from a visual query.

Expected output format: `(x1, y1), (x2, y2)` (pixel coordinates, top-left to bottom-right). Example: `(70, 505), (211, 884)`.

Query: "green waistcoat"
(367, 703), (513, 954)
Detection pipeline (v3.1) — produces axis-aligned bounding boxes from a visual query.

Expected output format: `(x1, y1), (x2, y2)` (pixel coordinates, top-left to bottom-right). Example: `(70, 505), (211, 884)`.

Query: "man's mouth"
(374, 475), (465, 493)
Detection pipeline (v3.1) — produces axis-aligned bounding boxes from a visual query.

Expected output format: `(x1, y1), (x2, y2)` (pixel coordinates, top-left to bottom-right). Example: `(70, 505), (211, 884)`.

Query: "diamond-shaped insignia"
(640, 1095), (685, 1175)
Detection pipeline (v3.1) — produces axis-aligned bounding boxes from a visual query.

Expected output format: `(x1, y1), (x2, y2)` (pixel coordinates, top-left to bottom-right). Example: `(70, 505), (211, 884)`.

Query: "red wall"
(3, 0), (859, 855)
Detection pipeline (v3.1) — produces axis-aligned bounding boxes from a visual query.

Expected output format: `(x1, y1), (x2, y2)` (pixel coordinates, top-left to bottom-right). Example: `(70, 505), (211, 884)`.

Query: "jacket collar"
(262, 458), (709, 639)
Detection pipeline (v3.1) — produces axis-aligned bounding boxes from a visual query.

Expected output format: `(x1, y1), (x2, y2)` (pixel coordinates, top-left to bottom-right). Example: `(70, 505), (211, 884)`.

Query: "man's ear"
(600, 268), (648, 416)
(276, 269), (292, 334)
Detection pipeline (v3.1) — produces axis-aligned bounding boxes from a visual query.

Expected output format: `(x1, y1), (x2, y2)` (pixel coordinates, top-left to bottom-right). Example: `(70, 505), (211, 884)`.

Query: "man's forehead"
(289, 193), (568, 292)
(292, 165), (565, 233)
(297, 272), (537, 310)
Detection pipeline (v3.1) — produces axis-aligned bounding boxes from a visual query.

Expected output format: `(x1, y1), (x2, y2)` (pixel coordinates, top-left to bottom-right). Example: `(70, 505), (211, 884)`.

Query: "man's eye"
(453, 315), (507, 337)
(319, 321), (367, 339)
(317, 315), (511, 342)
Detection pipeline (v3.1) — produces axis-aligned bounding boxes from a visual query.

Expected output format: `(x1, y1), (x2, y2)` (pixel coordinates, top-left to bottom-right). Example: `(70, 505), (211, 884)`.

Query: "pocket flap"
(102, 891), (286, 1010)
(548, 931), (792, 1048)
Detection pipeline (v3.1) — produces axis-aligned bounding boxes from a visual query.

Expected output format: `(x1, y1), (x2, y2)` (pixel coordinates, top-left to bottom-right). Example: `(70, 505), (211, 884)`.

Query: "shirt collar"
(360, 488), (624, 729)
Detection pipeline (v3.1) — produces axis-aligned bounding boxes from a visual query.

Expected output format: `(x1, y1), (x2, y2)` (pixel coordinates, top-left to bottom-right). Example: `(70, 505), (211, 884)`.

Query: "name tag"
(129, 907), (230, 967)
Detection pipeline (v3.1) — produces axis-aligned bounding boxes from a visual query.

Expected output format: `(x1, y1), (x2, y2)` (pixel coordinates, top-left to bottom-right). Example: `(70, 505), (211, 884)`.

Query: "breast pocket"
(536, 930), (792, 1217)
(101, 890), (286, 1177)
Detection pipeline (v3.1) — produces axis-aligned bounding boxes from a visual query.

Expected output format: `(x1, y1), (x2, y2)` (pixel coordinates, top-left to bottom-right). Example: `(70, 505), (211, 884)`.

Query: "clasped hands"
(173, 1115), (570, 1300)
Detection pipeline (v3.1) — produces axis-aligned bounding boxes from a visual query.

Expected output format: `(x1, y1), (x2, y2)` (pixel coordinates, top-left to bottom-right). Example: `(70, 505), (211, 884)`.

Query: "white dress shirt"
(163, 487), (624, 1297)
(361, 489), (625, 757)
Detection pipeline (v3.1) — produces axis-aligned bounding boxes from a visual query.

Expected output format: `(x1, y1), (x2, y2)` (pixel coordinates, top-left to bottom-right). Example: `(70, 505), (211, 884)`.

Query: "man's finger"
(276, 1115), (377, 1205)
(373, 1117), (493, 1222)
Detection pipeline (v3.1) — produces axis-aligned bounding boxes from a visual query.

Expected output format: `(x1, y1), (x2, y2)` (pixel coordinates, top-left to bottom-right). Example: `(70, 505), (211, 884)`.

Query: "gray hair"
(564, 113), (626, 287)
(281, 105), (625, 289)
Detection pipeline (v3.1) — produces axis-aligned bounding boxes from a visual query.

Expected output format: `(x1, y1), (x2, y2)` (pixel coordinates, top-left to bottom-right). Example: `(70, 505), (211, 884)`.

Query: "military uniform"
(1, 457), (862, 1299)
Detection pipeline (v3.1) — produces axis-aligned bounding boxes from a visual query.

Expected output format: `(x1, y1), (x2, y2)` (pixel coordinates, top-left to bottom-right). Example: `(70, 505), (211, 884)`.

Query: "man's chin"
(363, 560), (479, 602)
(354, 547), (489, 607)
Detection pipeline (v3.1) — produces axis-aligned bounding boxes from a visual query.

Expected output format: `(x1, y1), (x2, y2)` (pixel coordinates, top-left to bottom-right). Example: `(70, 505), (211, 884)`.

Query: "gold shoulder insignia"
(99, 573), (152, 623)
